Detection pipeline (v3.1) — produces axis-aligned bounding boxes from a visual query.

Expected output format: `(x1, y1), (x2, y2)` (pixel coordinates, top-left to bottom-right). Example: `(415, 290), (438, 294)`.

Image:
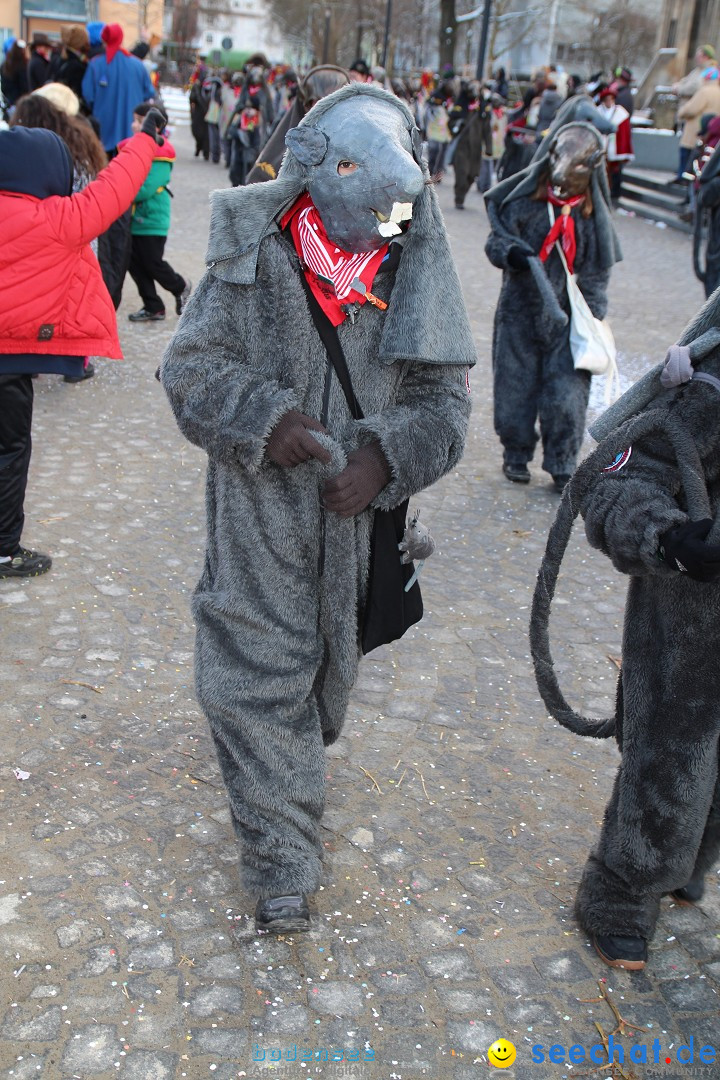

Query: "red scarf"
(538, 187), (585, 274)
(281, 194), (388, 326)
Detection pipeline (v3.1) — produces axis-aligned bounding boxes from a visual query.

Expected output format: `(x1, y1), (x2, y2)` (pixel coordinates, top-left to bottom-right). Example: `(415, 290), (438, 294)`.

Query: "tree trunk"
(439, 0), (456, 72)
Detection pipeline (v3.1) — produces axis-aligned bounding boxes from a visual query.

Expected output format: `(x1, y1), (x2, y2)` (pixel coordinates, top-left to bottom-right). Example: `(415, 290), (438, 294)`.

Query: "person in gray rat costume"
(485, 122), (621, 492)
(530, 292), (720, 969)
(160, 83), (475, 934)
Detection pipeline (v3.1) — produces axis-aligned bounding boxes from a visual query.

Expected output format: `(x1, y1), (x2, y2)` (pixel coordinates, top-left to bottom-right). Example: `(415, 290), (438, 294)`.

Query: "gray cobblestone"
(0, 123), (718, 1080)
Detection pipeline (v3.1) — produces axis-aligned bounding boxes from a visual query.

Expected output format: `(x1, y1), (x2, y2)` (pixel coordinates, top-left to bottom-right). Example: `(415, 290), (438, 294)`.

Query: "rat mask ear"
(411, 126), (423, 165)
(285, 126), (328, 166)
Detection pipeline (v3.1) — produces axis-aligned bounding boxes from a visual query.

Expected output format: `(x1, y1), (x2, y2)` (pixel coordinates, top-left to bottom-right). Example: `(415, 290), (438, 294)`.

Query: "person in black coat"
(612, 67), (634, 117)
(27, 33), (53, 91)
(57, 24), (89, 110)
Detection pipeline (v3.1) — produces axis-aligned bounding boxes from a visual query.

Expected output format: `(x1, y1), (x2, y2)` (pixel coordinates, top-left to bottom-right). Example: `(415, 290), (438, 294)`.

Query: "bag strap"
(298, 272), (365, 421)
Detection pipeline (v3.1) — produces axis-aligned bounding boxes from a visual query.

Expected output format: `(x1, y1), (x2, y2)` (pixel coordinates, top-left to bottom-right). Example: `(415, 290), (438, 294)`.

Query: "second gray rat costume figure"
(531, 293), (720, 969)
(161, 84), (475, 932)
(485, 122), (621, 491)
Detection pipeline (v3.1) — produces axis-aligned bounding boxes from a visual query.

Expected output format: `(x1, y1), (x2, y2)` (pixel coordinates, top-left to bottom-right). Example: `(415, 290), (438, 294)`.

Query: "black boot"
(593, 933), (647, 970)
(671, 873), (705, 905)
(255, 894), (311, 935)
(502, 462), (530, 484)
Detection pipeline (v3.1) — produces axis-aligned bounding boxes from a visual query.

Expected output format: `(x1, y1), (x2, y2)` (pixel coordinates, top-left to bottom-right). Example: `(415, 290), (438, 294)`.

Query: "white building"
(164, 0), (287, 65)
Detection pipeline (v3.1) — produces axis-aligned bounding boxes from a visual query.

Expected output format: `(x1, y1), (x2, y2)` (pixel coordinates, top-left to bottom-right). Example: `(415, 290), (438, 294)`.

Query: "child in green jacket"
(123, 103), (191, 322)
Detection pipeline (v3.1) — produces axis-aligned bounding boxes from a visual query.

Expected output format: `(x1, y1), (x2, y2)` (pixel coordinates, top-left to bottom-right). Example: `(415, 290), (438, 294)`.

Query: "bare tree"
(488, 0), (548, 74)
(170, 0), (200, 58)
(564, 0), (656, 74)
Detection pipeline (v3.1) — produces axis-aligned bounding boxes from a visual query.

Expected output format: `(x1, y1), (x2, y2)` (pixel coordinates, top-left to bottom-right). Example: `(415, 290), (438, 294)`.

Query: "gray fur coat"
(159, 101), (475, 896)
(575, 348), (720, 939)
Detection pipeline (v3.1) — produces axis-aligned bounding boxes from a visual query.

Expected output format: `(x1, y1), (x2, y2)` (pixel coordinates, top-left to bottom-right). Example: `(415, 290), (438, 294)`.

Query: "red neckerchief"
(538, 186), (585, 274)
(281, 193), (389, 326)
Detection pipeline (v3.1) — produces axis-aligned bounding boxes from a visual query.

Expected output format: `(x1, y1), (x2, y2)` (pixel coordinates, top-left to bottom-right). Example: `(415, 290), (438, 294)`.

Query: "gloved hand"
(507, 246), (530, 271)
(266, 410), (331, 467)
(323, 443), (390, 517)
(141, 107), (166, 145)
(659, 518), (720, 582)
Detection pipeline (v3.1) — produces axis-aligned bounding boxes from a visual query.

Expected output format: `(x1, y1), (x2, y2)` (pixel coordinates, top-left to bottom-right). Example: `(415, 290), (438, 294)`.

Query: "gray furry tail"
(529, 473), (617, 739)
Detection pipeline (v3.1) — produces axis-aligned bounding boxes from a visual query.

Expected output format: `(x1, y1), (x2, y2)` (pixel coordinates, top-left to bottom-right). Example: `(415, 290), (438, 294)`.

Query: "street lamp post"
(381, 0), (393, 69)
(475, 0), (492, 83)
(322, 7), (331, 63)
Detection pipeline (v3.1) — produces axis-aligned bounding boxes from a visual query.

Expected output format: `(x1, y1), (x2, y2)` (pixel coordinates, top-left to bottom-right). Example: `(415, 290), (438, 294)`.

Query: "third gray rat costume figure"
(485, 123), (622, 492)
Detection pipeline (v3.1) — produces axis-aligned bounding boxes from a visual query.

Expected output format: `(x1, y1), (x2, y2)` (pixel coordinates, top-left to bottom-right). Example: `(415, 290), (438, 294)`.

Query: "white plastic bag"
(548, 205), (617, 378)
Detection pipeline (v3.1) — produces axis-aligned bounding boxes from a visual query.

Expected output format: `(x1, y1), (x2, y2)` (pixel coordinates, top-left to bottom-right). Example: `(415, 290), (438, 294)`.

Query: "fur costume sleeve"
(353, 362), (471, 509)
(581, 456), (687, 576)
(484, 201), (532, 268)
(160, 272), (298, 470)
(698, 175), (720, 209)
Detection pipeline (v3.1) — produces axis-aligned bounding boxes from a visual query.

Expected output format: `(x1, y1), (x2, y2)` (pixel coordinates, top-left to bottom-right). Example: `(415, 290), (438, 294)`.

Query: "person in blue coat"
(82, 23), (154, 153)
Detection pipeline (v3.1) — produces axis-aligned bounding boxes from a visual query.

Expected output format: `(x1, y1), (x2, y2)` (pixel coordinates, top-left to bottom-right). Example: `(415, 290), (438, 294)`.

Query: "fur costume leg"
(197, 602), (329, 899)
(576, 580), (720, 940)
(688, 773), (720, 883)
(537, 341), (591, 476)
(493, 313), (542, 466)
(191, 473), (334, 900)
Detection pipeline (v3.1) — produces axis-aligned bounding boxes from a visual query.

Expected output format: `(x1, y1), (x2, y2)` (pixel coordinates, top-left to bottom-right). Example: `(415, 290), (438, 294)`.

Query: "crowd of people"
(2, 30), (720, 984)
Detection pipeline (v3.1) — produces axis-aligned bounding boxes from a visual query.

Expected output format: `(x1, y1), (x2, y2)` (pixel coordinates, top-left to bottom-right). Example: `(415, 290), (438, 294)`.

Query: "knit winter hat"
(0, 127), (73, 198)
(86, 21), (105, 47)
(101, 23), (124, 64)
(34, 81), (80, 116)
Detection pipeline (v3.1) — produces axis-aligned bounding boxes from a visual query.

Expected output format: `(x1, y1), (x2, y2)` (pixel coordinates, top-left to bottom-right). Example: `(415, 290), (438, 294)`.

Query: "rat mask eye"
(337, 161), (358, 175)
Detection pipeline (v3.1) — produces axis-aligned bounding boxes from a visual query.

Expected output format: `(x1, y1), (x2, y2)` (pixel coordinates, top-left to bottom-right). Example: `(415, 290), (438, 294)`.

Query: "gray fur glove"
(266, 410), (331, 467)
(323, 442), (391, 518)
(660, 344), (693, 389)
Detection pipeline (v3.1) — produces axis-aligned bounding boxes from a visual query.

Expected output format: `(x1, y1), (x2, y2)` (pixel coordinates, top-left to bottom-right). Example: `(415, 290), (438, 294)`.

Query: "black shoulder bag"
(300, 276), (423, 654)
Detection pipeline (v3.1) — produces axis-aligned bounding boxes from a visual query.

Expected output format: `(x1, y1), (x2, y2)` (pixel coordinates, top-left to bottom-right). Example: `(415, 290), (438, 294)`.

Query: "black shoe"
(455, 202), (465, 210)
(176, 278), (192, 315)
(255, 894), (311, 935)
(503, 462), (530, 484)
(128, 308), (166, 322)
(671, 876), (705, 905)
(64, 362), (95, 383)
(0, 547), (52, 579)
(552, 473), (572, 493)
(593, 933), (647, 970)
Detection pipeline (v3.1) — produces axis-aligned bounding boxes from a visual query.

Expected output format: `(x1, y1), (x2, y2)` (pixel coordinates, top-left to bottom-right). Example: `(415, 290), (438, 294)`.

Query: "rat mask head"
(285, 90), (425, 252)
(548, 124), (605, 198)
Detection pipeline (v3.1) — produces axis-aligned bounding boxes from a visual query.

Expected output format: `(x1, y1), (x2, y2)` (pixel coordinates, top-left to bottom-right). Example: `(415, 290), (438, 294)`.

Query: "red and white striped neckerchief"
(538, 186), (585, 274)
(281, 193), (388, 326)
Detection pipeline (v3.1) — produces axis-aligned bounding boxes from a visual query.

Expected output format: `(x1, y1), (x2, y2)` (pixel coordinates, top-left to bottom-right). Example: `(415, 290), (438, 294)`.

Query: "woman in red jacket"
(0, 112), (163, 579)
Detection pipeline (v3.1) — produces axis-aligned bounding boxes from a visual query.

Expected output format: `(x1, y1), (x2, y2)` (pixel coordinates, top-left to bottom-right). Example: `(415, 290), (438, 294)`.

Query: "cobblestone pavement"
(1, 127), (718, 1080)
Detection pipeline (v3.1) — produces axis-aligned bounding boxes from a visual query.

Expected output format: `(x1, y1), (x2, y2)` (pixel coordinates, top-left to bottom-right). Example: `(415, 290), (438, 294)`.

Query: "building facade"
(658, 0), (720, 79)
(0, 0), (163, 51)
(162, 0), (285, 68)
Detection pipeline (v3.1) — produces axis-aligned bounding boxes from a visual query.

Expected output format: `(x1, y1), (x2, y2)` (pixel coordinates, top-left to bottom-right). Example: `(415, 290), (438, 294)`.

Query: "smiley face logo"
(487, 1039), (516, 1068)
